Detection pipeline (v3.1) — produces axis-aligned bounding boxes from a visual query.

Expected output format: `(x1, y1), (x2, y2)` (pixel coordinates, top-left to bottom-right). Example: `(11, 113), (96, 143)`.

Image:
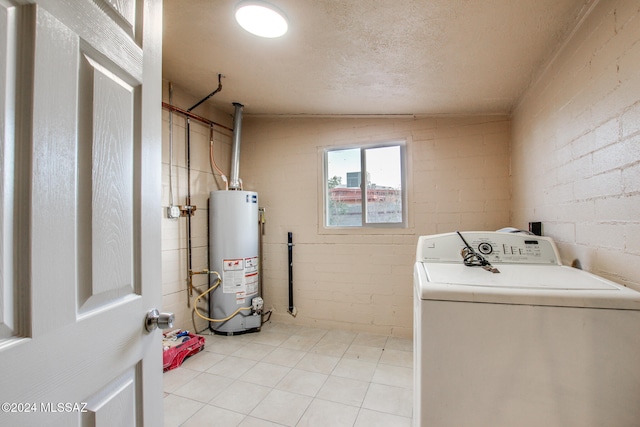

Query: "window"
(325, 142), (406, 227)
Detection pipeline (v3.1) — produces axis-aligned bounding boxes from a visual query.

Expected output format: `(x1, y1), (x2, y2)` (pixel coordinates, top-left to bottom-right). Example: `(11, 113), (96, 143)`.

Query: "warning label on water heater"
(222, 257), (259, 304)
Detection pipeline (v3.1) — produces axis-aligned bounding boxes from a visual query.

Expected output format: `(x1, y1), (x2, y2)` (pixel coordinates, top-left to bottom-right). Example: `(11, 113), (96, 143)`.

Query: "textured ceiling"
(162, 0), (593, 116)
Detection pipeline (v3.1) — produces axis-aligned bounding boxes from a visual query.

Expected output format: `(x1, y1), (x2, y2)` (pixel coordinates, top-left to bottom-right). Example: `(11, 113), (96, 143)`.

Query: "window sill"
(318, 224), (415, 235)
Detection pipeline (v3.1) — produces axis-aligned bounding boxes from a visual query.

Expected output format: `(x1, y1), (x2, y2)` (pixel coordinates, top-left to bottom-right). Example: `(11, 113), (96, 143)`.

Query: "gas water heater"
(209, 190), (261, 334)
(207, 103), (262, 335)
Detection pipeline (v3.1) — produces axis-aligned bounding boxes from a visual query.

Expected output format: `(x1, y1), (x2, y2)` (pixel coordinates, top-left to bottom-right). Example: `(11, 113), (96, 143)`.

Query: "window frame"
(323, 140), (407, 229)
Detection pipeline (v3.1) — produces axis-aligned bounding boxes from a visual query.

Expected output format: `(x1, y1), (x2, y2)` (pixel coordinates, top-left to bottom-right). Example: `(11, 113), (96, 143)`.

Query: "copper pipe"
(161, 102), (233, 132)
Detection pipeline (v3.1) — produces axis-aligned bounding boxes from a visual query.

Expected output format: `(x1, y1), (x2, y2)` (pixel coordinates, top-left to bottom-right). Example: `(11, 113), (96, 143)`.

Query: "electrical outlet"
(167, 205), (180, 219)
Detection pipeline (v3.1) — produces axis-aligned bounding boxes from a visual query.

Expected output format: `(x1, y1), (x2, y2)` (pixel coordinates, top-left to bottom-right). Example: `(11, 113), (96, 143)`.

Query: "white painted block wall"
(239, 116), (511, 337)
(512, 0), (640, 290)
(160, 101), (511, 337)
(161, 83), (234, 332)
(160, 0), (640, 336)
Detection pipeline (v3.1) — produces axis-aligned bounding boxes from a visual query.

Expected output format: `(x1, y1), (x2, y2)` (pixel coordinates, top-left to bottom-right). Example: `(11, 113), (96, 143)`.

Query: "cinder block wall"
(511, 0), (640, 290)
(160, 81), (234, 332)
(240, 116), (511, 337)
(160, 92), (511, 336)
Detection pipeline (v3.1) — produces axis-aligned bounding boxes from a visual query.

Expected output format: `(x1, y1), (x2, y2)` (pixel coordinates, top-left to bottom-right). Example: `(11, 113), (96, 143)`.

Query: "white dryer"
(413, 231), (640, 427)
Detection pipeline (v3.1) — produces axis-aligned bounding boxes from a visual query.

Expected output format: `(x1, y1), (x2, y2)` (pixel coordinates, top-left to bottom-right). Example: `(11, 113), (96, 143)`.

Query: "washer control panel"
(417, 231), (560, 265)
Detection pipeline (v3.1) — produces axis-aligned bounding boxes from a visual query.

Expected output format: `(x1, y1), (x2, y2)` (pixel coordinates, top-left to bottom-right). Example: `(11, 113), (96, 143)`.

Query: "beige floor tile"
(164, 323), (414, 426)
(385, 336), (413, 351)
(239, 361), (291, 387)
(181, 350), (226, 372)
(261, 346), (307, 367)
(163, 394), (205, 427)
(343, 344), (384, 363)
(354, 408), (412, 427)
(280, 334), (322, 352)
(322, 329), (357, 344)
(275, 368), (328, 397)
(181, 404), (245, 427)
(316, 375), (370, 407)
(332, 358), (377, 382)
(231, 342), (277, 361)
(309, 338), (350, 357)
(204, 336), (249, 355)
(295, 326), (328, 340)
(238, 416), (283, 426)
(173, 372), (234, 403)
(163, 366), (200, 393)
(209, 380), (271, 414)
(249, 389), (312, 426)
(362, 383), (413, 417)
(296, 399), (359, 427)
(295, 352), (340, 375)
(379, 348), (413, 368)
(250, 330), (290, 347)
(352, 332), (389, 348)
(371, 364), (413, 389)
(206, 355), (257, 379)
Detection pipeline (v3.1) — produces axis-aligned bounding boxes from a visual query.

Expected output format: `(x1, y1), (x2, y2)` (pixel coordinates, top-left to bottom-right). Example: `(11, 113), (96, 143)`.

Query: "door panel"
(99, 0), (137, 32)
(0, 0), (162, 426)
(0, 2), (17, 340)
(82, 366), (139, 426)
(30, 2), (80, 336)
(88, 55), (134, 298)
(78, 52), (138, 313)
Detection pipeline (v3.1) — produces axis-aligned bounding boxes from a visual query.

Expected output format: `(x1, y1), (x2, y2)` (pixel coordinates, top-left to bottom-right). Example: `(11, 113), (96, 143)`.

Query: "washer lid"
(416, 263), (640, 310)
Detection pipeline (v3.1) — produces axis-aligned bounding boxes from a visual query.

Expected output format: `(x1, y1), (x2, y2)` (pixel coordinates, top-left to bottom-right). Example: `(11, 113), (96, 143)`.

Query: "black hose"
(288, 232), (294, 313)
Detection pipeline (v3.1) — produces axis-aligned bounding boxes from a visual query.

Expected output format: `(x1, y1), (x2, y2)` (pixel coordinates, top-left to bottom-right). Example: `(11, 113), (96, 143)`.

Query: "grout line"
(164, 322), (413, 426)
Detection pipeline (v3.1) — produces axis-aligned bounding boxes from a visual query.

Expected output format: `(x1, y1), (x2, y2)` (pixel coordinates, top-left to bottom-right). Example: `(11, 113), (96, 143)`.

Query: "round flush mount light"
(235, 1), (289, 38)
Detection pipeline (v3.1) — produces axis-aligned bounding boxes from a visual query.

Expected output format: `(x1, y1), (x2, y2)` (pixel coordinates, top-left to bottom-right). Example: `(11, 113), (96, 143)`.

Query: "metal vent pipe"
(229, 102), (244, 190)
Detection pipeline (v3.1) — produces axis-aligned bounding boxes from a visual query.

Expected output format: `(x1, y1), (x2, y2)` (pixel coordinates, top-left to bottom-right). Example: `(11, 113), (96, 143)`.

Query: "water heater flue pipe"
(229, 102), (244, 190)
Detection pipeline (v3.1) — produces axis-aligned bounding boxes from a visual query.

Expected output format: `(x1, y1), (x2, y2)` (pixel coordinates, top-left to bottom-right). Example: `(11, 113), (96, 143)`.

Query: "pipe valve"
(251, 297), (264, 315)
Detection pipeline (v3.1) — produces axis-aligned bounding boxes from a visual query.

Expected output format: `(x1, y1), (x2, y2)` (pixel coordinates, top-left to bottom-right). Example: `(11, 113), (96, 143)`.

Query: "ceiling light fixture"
(235, 1), (289, 38)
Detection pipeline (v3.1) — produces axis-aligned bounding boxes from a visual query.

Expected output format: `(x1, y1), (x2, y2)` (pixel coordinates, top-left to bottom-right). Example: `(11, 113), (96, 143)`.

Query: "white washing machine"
(413, 231), (640, 427)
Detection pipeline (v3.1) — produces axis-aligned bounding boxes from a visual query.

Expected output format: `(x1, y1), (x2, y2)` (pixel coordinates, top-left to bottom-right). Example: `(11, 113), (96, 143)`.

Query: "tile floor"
(163, 321), (413, 426)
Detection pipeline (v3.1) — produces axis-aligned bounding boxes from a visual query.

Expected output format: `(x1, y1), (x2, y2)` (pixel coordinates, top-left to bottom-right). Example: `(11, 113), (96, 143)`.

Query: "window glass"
(365, 145), (402, 224)
(325, 142), (405, 228)
(326, 148), (361, 226)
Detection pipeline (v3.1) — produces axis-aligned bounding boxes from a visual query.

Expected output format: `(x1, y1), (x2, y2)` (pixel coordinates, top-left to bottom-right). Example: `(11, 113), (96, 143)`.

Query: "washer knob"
(477, 242), (493, 255)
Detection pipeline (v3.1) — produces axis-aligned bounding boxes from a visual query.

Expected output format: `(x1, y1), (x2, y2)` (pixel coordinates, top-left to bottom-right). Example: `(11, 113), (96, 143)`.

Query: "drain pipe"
(229, 103), (244, 190)
(288, 232), (297, 317)
(185, 117), (194, 306)
(180, 77), (224, 308)
(188, 73), (223, 113)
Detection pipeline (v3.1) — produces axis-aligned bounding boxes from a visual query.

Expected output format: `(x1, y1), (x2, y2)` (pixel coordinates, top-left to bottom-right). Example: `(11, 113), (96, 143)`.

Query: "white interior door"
(0, 0), (163, 425)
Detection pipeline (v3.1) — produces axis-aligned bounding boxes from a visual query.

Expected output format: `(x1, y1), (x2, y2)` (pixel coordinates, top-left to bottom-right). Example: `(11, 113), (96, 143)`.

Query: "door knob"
(145, 309), (175, 332)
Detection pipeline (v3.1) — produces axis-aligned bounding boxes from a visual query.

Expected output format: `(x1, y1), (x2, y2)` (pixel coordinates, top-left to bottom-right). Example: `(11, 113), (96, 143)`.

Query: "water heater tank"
(209, 190), (261, 334)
